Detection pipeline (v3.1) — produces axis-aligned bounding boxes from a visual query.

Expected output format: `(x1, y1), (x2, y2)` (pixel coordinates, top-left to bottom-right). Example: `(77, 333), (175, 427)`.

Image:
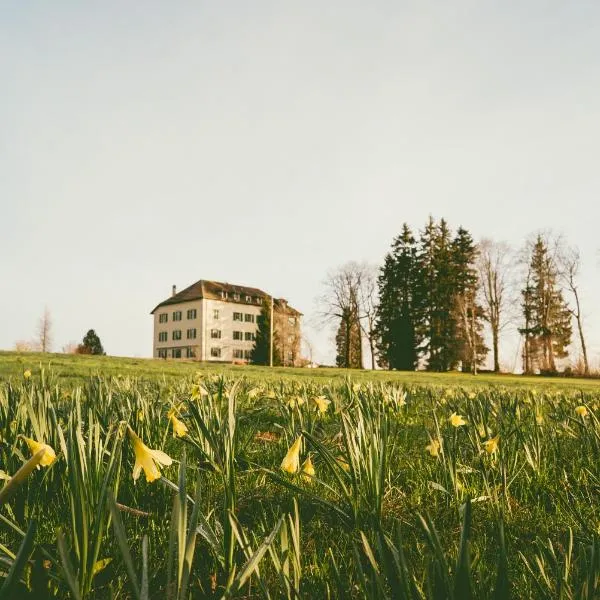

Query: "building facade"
(151, 280), (302, 365)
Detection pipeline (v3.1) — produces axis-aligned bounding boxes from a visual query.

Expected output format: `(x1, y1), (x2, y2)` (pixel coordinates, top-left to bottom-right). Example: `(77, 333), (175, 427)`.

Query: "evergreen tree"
(519, 236), (572, 373)
(78, 329), (105, 355)
(335, 306), (362, 368)
(375, 224), (421, 370)
(250, 299), (281, 366)
(451, 228), (487, 372)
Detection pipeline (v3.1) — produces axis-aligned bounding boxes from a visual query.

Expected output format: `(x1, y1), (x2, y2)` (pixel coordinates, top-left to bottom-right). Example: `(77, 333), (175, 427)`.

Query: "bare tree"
(477, 239), (513, 372)
(357, 265), (379, 370)
(558, 246), (589, 375)
(37, 307), (53, 353)
(318, 262), (365, 369)
(62, 341), (78, 354)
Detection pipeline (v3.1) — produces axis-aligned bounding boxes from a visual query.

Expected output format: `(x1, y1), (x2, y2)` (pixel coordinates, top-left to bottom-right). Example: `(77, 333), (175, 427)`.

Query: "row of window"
(159, 309), (197, 323)
(233, 312), (255, 322)
(159, 329), (197, 342)
(159, 309), (259, 323)
(159, 329), (255, 342)
(220, 291), (261, 304)
(157, 347), (196, 359)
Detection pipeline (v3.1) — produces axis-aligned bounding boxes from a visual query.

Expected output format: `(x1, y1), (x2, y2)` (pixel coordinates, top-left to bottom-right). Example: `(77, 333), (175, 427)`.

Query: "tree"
(335, 306), (362, 368)
(519, 235), (572, 373)
(77, 330), (105, 355)
(375, 224), (422, 370)
(451, 227), (487, 373)
(36, 307), (53, 353)
(250, 299), (281, 366)
(318, 263), (364, 369)
(477, 239), (513, 372)
(357, 265), (379, 369)
(558, 245), (589, 375)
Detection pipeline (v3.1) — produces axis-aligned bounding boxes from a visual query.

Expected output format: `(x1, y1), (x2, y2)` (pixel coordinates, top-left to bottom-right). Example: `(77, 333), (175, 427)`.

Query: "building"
(150, 280), (302, 365)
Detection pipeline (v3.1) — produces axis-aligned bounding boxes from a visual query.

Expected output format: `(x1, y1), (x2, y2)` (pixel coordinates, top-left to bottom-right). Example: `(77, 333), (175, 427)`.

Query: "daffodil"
(280, 436), (302, 474)
(313, 395), (331, 414)
(127, 426), (172, 483)
(483, 436), (499, 455)
(425, 438), (441, 457)
(22, 436), (56, 467)
(575, 405), (588, 418)
(301, 455), (315, 482)
(23, 370), (31, 379)
(468, 392), (476, 400)
(536, 413), (544, 425)
(449, 412), (466, 428)
(168, 412), (188, 438)
(337, 457), (350, 472)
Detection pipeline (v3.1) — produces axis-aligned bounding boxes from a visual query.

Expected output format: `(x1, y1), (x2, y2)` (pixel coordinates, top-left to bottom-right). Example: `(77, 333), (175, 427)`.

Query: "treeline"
(320, 217), (590, 375)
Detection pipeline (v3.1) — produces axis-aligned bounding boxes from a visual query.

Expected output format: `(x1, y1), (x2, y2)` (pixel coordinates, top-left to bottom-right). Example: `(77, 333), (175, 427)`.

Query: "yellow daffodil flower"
(468, 392), (476, 400)
(23, 370), (32, 379)
(127, 426), (172, 483)
(301, 455), (315, 482)
(483, 436), (499, 455)
(313, 395), (331, 414)
(168, 413), (188, 438)
(281, 436), (302, 474)
(536, 413), (544, 425)
(22, 436), (56, 467)
(575, 405), (588, 418)
(425, 439), (441, 457)
(449, 413), (466, 428)
(337, 457), (350, 472)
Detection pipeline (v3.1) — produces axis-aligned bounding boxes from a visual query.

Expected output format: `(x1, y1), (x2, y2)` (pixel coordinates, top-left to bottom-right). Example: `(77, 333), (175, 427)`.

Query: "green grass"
(1, 352), (599, 598)
(2, 350), (600, 390)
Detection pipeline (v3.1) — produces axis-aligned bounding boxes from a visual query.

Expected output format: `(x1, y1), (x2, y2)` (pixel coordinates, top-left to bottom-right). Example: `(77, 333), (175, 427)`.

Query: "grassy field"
(0, 352), (599, 598)
(2, 350), (600, 390)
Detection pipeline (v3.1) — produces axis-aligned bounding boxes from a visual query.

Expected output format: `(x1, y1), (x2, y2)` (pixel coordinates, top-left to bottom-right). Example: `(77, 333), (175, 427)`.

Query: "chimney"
(172, 284), (177, 297)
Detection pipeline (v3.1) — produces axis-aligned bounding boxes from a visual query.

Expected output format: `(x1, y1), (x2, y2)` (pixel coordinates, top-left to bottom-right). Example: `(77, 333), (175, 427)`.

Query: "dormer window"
(221, 290), (226, 299)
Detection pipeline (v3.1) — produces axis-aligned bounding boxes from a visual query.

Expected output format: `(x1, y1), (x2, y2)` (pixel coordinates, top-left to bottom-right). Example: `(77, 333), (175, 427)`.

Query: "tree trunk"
(492, 329), (499, 372)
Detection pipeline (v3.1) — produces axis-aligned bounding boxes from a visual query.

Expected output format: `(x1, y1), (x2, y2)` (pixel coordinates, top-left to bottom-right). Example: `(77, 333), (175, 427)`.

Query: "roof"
(150, 279), (302, 315)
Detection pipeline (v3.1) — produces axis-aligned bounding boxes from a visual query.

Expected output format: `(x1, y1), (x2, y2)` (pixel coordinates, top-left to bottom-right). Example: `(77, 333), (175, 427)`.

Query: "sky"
(1, 1), (599, 368)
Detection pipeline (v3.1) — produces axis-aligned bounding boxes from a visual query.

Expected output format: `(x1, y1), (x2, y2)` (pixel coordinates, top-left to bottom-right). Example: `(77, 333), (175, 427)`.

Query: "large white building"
(151, 280), (302, 364)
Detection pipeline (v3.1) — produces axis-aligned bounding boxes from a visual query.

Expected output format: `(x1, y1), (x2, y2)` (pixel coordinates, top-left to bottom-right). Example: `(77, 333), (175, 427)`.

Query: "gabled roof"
(150, 279), (302, 315)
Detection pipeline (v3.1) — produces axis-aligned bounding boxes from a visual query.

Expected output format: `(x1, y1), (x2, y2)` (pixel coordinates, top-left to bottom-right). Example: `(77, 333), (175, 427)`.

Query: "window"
(288, 335), (294, 344)
(211, 329), (221, 339)
(213, 309), (220, 319)
(186, 347), (196, 358)
(173, 311), (182, 321)
(288, 317), (296, 326)
(210, 347), (221, 358)
(187, 328), (197, 339)
(244, 332), (255, 341)
(158, 349), (167, 359)
(244, 313), (255, 323)
(221, 290), (226, 299)
(254, 296), (260, 304)
(158, 332), (168, 342)
(173, 330), (182, 341)
(233, 312), (243, 321)
(233, 331), (243, 340)
(244, 350), (252, 359)
(233, 349), (243, 359)
(246, 295), (252, 303)
(159, 313), (168, 323)
(287, 351), (293, 362)
(173, 348), (182, 359)
(187, 309), (197, 319)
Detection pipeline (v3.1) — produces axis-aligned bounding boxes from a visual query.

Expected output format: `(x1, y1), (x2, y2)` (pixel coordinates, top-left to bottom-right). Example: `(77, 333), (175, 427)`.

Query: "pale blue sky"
(1, 1), (599, 367)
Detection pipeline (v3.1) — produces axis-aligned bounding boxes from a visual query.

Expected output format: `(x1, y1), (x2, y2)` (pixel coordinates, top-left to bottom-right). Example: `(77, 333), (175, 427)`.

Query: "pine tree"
(519, 236), (572, 373)
(375, 224), (421, 370)
(335, 306), (362, 368)
(451, 228), (487, 372)
(78, 329), (105, 355)
(250, 300), (281, 366)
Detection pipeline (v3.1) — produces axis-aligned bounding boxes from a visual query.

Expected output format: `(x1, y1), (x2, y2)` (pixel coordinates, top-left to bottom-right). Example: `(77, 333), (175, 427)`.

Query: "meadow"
(0, 352), (599, 598)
